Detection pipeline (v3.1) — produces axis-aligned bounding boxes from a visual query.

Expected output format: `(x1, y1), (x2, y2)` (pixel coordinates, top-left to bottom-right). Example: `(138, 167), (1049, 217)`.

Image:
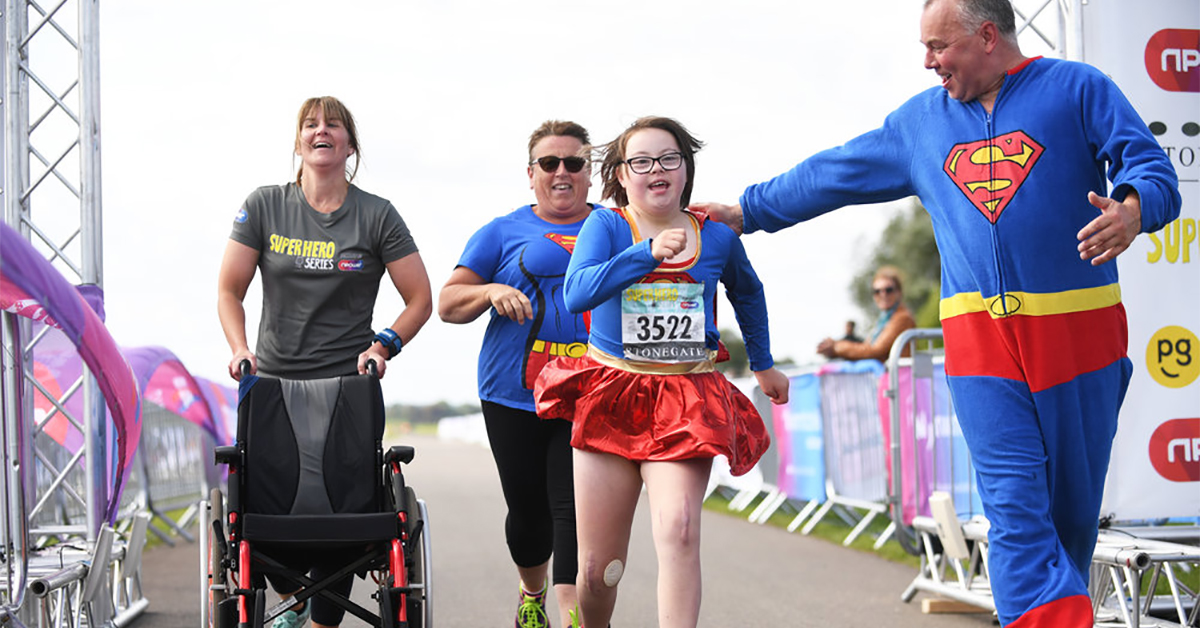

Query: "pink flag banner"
(196, 376), (237, 447)
(125, 346), (236, 446)
(1, 222), (141, 523)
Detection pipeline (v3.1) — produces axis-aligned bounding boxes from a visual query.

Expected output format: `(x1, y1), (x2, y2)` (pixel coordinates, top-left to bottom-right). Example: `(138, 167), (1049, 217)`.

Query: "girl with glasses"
(535, 116), (789, 628)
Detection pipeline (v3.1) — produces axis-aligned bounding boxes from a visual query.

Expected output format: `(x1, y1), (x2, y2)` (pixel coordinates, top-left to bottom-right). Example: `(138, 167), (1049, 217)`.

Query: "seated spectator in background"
(840, 320), (863, 343)
(817, 266), (915, 361)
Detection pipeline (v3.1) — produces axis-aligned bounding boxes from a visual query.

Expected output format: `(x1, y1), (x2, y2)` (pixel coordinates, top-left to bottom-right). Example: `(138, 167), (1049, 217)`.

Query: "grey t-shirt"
(230, 182), (418, 379)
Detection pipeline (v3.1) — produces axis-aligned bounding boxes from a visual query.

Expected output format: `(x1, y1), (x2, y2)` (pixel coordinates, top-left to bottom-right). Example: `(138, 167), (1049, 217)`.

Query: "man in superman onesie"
(695, 0), (1181, 626)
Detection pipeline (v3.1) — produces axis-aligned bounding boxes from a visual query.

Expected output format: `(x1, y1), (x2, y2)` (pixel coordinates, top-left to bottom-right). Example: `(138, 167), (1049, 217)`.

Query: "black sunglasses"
(530, 155), (588, 173)
(873, 286), (897, 295)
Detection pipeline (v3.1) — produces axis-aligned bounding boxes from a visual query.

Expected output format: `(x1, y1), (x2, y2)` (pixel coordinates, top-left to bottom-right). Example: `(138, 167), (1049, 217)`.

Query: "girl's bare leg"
(553, 582), (578, 627)
(574, 449), (642, 628)
(642, 458), (712, 628)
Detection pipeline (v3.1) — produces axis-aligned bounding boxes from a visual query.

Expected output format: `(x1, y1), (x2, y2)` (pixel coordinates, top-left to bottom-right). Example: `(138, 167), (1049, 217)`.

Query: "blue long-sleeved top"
(564, 207), (774, 372)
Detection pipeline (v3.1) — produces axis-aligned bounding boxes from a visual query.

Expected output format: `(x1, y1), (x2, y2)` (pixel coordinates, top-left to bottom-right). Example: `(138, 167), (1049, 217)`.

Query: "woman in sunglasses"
(535, 116), (789, 628)
(439, 120), (596, 628)
(816, 265), (915, 360)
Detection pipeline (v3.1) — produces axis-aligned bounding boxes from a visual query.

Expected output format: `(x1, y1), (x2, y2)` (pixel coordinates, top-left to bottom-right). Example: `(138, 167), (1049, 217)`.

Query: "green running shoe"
(515, 582), (549, 628)
(271, 601), (310, 628)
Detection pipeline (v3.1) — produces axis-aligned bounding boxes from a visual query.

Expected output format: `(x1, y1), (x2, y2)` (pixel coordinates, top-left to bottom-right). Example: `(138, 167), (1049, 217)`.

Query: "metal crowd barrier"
(885, 329), (981, 554)
(3, 309), (210, 625)
(132, 404), (220, 546)
(2, 399), (214, 627)
(794, 367), (893, 547)
(708, 364), (899, 549)
(22, 515), (152, 628)
(887, 328), (1200, 627)
(1, 314), (154, 626)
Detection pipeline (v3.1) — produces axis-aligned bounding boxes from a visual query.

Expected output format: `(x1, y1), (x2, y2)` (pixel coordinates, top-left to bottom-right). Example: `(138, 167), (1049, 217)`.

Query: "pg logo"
(1146, 326), (1199, 388)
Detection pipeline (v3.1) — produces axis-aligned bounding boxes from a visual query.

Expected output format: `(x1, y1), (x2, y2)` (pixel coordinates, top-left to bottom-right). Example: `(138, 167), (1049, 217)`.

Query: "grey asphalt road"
(135, 433), (996, 627)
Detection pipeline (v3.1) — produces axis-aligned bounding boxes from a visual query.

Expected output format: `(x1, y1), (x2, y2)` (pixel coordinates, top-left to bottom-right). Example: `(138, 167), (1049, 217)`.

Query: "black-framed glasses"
(624, 152), (684, 175)
(531, 155), (588, 173)
(873, 286), (897, 296)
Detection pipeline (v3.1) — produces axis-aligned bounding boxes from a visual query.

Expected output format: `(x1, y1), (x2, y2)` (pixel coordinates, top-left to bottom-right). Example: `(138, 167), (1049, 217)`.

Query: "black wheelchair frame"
(204, 364), (432, 628)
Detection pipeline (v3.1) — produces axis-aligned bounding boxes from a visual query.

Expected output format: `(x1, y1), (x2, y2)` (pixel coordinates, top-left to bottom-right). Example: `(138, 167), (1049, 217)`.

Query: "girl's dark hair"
(599, 116), (703, 208)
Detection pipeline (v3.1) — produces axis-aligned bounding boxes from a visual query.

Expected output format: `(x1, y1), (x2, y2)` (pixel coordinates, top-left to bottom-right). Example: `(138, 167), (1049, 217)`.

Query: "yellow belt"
(939, 283), (1121, 320)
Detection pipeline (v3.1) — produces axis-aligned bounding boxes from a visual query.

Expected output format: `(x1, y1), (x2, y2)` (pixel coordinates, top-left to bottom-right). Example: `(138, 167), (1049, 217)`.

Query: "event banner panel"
(1085, 0), (1200, 520)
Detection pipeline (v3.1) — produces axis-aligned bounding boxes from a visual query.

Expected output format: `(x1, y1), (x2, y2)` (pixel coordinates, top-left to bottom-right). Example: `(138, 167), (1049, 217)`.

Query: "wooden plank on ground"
(921, 598), (992, 614)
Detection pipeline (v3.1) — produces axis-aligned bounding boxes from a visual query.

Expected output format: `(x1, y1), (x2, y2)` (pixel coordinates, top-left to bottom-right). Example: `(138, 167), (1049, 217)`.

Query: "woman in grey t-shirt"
(218, 96), (431, 381)
(216, 96), (432, 628)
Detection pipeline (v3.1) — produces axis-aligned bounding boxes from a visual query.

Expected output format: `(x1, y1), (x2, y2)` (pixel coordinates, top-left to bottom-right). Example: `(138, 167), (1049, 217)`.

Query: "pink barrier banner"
(882, 364), (981, 525)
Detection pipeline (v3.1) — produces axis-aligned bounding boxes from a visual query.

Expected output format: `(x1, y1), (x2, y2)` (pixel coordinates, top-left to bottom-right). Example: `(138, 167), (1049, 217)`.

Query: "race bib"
(621, 283), (706, 363)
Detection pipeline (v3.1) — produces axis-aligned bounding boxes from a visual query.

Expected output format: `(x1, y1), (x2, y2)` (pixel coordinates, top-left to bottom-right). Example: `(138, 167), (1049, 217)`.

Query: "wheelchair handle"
(239, 359), (252, 378)
(367, 358), (379, 379)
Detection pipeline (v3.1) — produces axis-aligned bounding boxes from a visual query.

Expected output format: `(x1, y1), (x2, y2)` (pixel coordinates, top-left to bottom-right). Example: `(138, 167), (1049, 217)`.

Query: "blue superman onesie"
(739, 57), (1180, 627)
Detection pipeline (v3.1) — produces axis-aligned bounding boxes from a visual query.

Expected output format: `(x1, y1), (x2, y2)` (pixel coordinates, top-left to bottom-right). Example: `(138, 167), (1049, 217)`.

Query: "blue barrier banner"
(775, 373), (825, 501)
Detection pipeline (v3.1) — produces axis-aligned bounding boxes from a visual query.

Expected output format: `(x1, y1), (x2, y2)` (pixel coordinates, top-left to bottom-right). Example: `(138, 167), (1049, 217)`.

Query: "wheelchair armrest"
(385, 445), (415, 466)
(214, 446), (239, 466)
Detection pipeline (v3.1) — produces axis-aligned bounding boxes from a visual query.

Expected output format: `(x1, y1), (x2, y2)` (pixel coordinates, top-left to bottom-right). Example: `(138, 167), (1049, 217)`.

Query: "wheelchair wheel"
(409, 489), (433, 628)
(381, 486), (431, 628)
(206, 488), (228, 627)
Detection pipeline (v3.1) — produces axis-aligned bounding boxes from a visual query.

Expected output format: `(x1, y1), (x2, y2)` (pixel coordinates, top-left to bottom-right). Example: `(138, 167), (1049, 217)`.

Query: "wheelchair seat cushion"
(243, 513), (398, 545)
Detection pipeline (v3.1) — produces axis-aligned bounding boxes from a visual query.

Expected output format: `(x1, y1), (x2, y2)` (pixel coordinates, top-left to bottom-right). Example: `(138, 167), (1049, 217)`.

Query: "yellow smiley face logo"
(1146, 326), (1199, 388)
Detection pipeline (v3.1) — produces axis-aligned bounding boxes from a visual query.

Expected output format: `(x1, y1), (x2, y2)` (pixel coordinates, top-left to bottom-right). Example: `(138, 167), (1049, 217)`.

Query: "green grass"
(383, 420), (438, 445)
(703, 490), (920, 568)
(704, 492), (1200, 598)
(141, 505), (197, 550)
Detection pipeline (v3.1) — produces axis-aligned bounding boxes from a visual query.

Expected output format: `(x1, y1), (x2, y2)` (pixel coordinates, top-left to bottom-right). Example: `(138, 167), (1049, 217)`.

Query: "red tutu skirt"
(533, 351), (770, 476)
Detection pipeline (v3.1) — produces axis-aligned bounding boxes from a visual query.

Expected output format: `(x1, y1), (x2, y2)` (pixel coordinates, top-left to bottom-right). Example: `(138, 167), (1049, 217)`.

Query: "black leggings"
(482, 400), (578, 586)
(262, 549), (356, 626)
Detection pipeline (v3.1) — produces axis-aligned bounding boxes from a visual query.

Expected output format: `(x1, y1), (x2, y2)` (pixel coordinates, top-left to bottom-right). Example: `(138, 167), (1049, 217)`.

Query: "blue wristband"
(373, 328), (403, 359)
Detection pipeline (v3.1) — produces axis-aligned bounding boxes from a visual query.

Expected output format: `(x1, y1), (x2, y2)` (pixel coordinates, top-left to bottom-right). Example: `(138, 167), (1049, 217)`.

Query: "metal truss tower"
(1014, 0), (1080, 60)
(3, 1), (149, 625)
(4, 0), (107, 533)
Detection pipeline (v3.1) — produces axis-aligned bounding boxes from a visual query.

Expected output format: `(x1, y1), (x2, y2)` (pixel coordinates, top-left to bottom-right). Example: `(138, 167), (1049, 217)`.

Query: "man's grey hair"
(926, 0), (1020, 46)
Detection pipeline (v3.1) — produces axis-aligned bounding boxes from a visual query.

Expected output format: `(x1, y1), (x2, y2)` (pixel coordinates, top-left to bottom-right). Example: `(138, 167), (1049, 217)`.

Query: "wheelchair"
(204, 363), (432, 628)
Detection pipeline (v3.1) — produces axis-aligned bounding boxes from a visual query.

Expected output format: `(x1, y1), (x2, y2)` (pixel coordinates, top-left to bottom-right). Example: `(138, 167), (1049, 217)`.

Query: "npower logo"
(1149, 417), (1200, 482)
(1145, 29), (1199, 92)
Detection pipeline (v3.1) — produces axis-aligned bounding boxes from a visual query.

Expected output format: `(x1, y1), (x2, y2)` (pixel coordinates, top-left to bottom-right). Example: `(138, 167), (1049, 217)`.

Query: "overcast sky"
(91, 1), (1057, 406)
